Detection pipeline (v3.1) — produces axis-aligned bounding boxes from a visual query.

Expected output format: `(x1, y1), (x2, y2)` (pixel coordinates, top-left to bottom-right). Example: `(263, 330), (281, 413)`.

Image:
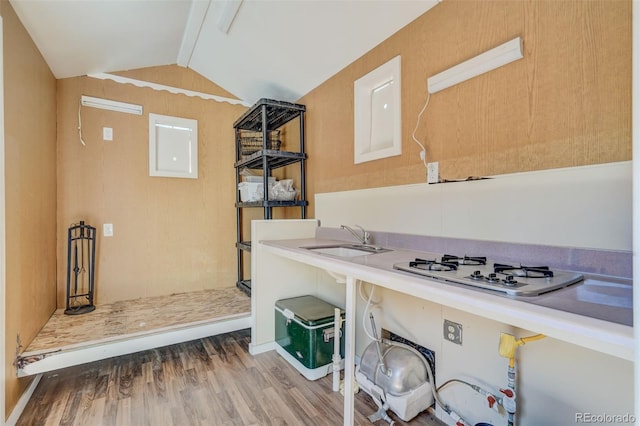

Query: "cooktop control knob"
(504, 275), (518, 286)
(487, 273), (499, 282)
(470, 270), (484, 280)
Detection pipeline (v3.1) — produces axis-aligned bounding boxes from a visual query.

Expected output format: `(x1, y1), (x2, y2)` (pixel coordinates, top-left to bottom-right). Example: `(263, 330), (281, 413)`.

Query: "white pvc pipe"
(332, 307), (342, 392)
(343, 276), (357, 425)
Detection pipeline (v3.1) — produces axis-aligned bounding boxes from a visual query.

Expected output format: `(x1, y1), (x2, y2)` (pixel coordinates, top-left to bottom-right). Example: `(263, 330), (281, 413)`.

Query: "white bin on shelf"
(238, 177), (276, 202)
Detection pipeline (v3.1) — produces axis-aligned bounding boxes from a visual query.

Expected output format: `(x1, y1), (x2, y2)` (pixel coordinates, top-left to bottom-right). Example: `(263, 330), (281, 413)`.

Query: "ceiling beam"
(177, 0), (211, 67)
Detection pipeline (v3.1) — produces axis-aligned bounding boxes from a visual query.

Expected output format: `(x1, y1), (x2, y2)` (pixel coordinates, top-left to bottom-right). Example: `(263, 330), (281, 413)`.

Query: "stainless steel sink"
(303, 244), (391, 258)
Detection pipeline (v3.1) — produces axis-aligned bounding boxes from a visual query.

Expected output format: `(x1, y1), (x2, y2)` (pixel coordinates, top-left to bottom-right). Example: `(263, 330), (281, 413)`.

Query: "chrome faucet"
(341, 224), (371, 245)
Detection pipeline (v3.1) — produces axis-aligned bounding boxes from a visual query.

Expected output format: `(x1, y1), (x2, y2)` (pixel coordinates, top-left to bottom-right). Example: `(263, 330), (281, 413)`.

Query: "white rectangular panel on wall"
(354, 55), (402, 164)
(149, 113), (198, 179)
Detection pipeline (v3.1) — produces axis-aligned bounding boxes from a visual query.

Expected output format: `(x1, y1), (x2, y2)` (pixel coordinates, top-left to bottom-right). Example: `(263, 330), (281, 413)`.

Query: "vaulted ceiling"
(10, 0), (439, 104)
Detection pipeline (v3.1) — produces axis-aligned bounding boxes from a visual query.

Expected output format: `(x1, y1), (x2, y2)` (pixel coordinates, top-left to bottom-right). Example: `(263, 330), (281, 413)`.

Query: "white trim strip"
(87, 73), (250, 107)
(5, 375), (42, 426)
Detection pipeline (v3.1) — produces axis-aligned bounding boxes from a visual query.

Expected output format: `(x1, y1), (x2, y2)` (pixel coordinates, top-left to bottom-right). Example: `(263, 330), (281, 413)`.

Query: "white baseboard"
(248, 340), (276, 355)
(5, 374), (42, 426)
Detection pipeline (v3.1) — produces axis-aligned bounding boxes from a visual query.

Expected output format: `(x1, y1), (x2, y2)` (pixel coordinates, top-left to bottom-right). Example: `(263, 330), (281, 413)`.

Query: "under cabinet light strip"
(427, 37), (523, 94)
(80, 95), (143, 115)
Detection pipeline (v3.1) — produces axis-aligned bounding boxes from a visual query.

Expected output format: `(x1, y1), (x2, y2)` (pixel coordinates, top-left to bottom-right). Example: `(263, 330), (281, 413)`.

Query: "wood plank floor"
(18, 329), (445, 426)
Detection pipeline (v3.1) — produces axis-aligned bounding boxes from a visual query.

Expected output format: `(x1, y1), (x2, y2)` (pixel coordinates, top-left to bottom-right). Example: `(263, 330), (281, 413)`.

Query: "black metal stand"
(233, 99), (307, 296)
(65, 221), (97, 315)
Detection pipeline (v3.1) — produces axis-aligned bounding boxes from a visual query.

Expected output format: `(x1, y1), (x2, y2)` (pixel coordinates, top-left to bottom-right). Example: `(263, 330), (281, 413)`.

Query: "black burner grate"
(409, 258), (458, 271)
(494, 263), (554, 278)
(441, 254), (487, 266)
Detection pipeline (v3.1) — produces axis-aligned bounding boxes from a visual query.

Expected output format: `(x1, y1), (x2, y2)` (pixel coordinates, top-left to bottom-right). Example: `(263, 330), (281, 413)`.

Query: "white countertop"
(260, 237), (634, 361)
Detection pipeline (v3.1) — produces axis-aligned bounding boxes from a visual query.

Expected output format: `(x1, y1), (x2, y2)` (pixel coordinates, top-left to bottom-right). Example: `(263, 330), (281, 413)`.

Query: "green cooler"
(275, 295), (345, 380)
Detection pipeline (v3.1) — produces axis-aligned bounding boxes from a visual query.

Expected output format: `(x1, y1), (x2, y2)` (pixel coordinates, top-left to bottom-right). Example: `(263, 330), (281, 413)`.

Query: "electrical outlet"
(103, 223), (113, 237)
(443, 319), (463, 345)
(427, 161), (439, 184)
(103, 127), (113, 141)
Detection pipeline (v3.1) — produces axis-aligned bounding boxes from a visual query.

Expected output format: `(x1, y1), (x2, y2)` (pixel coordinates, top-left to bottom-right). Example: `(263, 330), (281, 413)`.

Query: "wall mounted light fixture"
(80, 95), (143, 115)
(427, 37), (523, 94)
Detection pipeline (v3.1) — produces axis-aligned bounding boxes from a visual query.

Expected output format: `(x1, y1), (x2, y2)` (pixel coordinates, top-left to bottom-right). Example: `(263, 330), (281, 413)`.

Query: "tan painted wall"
(1, 0), (57, 418)
(298, 0), (631, 217)
(56, 67), (247, 306)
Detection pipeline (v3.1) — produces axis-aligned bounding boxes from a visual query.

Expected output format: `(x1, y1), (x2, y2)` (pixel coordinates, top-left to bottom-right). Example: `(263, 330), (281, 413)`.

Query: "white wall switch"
(427, 161), (439, 184)
(103, 223), (113, 237)
(103, 127), (113, 141)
